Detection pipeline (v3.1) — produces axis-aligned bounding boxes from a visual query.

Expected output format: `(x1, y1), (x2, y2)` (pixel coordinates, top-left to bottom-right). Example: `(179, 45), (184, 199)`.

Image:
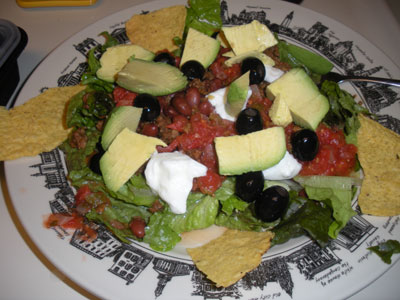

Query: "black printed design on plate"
(28, 1), (398, 298)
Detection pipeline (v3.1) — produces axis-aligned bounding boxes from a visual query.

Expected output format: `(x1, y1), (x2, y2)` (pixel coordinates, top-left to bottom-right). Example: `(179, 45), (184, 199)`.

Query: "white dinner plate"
(4, 0), (400, 299)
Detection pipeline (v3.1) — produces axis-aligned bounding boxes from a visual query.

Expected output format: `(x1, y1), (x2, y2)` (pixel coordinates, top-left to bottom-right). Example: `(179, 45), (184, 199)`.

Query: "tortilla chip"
(187, 229), (274, 287)
(357, 114), (400, 216)
(125, 5), (186, 53)
(0, 85), (86, 161)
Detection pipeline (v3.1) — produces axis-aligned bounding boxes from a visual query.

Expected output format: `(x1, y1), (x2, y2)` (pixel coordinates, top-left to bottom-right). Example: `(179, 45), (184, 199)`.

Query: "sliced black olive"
(181, 60), (205, 81)
(211, 31), (219, 39)
(235, 108), (263, 135)
(154, 52), (175, 66)
(291, 129), (319, 161)
(235, 171), (264, 203)
(254, 186), (289, 222)
(241, 57), (265, 85)
(89, 142), (105, 175)
(133, 93), (161, 122)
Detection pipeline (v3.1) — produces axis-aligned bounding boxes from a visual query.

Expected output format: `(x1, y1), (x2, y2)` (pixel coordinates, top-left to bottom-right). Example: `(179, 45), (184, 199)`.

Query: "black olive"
(154, 52), (175, 66)
(254, 186), (289, 222)
(89, 142), (105, 175)
(235, 171), (264, 203)
(241, 57), (266, 85)
(181, 60), (205, 81)
(133, 93), (161, 122)
(211, 31), (219, 39)
(291, 129), (319, 161)
(235, 108), (263, 135)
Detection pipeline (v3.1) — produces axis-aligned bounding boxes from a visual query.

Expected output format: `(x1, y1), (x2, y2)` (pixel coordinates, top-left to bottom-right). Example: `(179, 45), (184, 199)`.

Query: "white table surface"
(1, 0), (400, 299)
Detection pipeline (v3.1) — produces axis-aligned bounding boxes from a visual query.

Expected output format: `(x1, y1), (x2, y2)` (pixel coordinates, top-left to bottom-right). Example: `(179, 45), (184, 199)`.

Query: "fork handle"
(342, 75), (400, 87)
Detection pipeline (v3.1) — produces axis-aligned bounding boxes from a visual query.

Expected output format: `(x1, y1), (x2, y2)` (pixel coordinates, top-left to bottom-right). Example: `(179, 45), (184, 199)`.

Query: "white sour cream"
(144, 151), (207, 214)
(264, 64), (285, 83)
(262, 151), (302, 180)
(207, 87), (252, 121)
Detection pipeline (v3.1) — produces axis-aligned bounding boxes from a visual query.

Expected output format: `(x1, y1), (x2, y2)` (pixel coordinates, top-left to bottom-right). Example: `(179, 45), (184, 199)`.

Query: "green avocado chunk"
(117, 59), (188, 96)
(180, 27), (220, 69)
(100, 128), (166, 192)
(226, 71), (250, 117)
(96, 44), (155, 82)
(215, 127), (286, 175)
(101, 106), (143, 151)
(266, 68), (329, 130)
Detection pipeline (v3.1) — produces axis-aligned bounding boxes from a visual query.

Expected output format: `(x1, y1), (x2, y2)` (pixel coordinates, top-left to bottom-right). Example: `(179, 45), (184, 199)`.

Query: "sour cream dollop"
(262, 151), (302, 180)
(144, 151), (207, 214)
(207, 87), (252, 121)
(264, 64), (285, 83)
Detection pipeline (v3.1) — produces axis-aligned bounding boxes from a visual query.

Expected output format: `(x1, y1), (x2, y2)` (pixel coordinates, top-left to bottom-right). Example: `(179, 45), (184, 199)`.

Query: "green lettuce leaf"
(80, 31), (118, 93)
(143, 192), (219, 251)
(271, 192), (333, 247)
(277, 38), (333, 75)
(108, 174), (158, 207)
(215, 207), (279, 232)
(214, 177), (249, 215)
(59, 128), (101, 172)
(320, 80), (369, 145)
(305, 186), (356, 239)
(214, 177), (277, 231)
(86, 198), (151, 243)
(368, 240), (400, 264)
(185, 0), (222, 36)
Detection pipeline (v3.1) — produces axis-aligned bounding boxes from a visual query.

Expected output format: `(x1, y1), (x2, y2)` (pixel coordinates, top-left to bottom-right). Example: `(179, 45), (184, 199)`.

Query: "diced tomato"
(113, 86), (137, 106)
(196, 170), (223, 195)
(200, 143), (219, 172)
(209, 54), (241, 85)
(299, 124), (358, 176)
(44, 213), (83, 230)
(75, 184), (92, 206)
(247, 90), (274, 128)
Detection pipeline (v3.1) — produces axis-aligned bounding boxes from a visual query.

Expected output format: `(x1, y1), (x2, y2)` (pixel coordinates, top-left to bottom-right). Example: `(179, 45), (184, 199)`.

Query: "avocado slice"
(224, 50), (275, 67)
(268, 95), (293, 127)
(117, 59), (188, 96)
(100, 128), (166, 192)
(215, 127), (286, 175)
(266, 68), (329, 130)
(226, 71), (250, 117)
(221, 20), (278, 56)
(180, 27), (220, 69)
(101, 106), (143, 151)
(96, 44), (155, 82)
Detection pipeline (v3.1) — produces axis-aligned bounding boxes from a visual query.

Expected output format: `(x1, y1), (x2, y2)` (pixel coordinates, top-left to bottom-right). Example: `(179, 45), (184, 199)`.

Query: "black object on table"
(0, 19), (28, 107)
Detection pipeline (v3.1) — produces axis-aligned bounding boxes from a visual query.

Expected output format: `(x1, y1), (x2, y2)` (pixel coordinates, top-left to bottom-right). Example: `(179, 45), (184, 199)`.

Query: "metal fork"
(321, 71), (400, 87)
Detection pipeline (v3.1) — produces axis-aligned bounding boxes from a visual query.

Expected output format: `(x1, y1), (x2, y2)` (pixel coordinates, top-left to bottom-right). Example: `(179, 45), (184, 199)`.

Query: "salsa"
(299, 124), (358, 176)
